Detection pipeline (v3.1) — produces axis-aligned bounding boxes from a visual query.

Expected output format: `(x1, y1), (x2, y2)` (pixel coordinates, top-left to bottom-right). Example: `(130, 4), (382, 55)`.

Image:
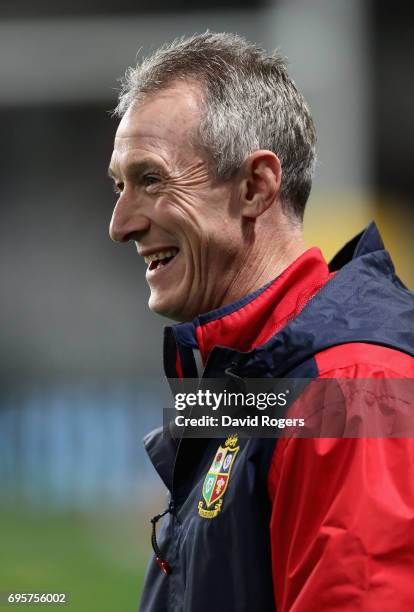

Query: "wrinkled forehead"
(114, 82), (203, 156)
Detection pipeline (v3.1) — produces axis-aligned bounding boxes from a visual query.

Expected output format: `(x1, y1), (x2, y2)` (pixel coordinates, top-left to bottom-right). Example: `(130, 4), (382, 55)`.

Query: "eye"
(113, 181), (124, 196)
(143, 174), (160, 187)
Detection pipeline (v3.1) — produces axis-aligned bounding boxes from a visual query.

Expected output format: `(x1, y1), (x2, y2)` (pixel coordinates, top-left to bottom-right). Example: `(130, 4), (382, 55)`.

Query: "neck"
(221, 219), (306, 308)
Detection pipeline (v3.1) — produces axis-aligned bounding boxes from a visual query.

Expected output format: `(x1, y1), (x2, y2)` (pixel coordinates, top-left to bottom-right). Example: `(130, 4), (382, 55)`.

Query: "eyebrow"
(107, 159), (163, 181)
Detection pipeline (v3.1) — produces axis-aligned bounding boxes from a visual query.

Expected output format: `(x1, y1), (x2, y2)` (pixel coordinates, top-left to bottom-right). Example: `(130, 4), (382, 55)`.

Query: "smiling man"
(109, 79), (306, 322)
(109, 33), (414, 612)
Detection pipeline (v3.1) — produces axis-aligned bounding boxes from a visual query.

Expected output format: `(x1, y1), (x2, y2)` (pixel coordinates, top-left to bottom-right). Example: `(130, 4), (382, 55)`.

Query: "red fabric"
(268, 345), (414, 611)
(315, 343), (414, 379)
(175, 349), (184, 380)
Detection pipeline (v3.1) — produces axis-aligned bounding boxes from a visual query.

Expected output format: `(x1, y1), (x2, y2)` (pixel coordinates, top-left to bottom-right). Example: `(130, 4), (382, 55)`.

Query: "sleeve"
(268, 355), (414, 611)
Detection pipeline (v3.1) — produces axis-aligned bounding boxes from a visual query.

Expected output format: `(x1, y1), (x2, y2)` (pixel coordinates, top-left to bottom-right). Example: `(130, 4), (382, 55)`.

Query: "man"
(108, 33), (414, 611)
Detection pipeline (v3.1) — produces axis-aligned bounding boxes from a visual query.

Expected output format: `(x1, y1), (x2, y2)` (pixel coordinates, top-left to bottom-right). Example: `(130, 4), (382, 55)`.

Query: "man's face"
(109, 83), (245, 322)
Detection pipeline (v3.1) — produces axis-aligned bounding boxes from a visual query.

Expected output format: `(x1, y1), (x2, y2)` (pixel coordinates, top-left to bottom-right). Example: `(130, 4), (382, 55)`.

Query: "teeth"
(144, 248), (178, 265)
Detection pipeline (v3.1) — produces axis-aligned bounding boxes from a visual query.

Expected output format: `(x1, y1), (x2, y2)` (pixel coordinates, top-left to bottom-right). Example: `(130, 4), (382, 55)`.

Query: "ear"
(239, 151), (282, 219)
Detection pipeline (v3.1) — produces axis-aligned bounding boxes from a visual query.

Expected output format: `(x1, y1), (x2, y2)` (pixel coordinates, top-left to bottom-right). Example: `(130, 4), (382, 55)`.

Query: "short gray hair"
(115, 32), (316, 220)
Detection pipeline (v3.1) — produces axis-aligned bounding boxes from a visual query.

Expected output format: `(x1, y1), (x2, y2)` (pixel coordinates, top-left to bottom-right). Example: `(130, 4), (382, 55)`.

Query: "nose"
(109, 191), (150, 243)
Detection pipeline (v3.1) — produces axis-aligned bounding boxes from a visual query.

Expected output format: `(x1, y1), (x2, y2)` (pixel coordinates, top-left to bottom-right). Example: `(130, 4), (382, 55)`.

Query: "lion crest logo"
(198, 434), (240, 519)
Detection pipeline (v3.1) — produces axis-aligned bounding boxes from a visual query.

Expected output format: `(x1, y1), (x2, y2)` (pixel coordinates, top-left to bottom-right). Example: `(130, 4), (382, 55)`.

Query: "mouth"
(144, 247), (179, 272)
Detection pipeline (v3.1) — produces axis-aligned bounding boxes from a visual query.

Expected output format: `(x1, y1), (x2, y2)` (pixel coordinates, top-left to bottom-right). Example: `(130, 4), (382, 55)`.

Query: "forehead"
(111, 82), (203, 174)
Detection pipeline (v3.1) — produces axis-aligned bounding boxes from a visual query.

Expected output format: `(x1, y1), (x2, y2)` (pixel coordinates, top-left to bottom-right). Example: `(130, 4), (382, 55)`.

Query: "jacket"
(139, 223), (414, 612)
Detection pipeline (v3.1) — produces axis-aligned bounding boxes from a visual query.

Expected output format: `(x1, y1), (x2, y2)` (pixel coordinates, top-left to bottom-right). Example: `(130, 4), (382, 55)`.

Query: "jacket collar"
(164, 246), (332, 379)
(202, 221), (414, 379)
(164, 221), (411, 381)
(328, 220), (386, 271)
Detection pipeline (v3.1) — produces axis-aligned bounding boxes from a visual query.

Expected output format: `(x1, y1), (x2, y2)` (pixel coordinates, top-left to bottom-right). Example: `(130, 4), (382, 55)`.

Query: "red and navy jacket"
(140, 223), (414, 612)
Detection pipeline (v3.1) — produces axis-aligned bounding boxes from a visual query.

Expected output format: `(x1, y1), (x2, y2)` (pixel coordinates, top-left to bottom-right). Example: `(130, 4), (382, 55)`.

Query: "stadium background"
(0, 1), (413, 609)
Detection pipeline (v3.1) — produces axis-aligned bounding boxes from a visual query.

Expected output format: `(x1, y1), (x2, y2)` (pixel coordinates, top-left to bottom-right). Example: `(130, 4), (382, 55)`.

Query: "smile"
(144, 248), (179, 271)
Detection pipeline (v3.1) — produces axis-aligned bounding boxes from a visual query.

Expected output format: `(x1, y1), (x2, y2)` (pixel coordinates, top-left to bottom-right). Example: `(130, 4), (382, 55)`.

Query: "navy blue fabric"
(172, 322), (198, 348)
(140, 434), (277, 612)
(163, 328), (180, 379)
(164, 325), (199, 378)
(328, 221), (384, 271)
(144, 427), (178, 493)
(140, 223), (414, 612)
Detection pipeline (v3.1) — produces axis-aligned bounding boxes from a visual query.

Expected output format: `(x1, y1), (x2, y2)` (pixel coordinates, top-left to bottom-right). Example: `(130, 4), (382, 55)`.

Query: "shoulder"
(267, 343), (414, 491)
(314, 342), (414, 378)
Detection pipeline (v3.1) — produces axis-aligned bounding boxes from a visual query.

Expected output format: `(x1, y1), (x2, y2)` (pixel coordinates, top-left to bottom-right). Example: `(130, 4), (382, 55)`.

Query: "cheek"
(154, 193), (209, 244)
(154, 186), (238, 260)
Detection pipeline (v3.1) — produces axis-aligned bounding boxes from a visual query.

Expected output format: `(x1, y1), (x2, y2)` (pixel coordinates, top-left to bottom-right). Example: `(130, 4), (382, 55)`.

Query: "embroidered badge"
(198, 434), (240, 519)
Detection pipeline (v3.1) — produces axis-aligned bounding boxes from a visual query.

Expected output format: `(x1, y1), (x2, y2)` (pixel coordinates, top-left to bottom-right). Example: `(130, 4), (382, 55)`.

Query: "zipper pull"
(150, 501), (174, 575)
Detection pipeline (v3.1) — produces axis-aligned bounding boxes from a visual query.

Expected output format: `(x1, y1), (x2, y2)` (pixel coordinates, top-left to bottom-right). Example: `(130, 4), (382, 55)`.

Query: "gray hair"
(115, 32), (316, 220)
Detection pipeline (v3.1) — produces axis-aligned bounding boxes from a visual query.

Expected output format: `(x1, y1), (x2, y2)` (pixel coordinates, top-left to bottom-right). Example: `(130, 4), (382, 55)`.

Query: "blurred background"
(0, 0), (413, 609)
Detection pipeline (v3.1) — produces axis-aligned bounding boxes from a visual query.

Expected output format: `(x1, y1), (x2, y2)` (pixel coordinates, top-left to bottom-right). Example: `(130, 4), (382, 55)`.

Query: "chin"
(148, 294), (190, 322)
